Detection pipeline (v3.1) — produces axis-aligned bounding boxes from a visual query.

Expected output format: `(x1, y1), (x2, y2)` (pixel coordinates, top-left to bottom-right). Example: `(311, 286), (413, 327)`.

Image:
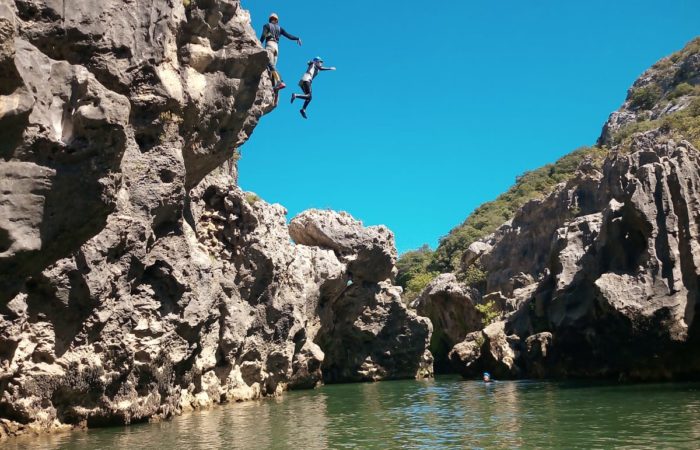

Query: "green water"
(9, 376), (700, 449)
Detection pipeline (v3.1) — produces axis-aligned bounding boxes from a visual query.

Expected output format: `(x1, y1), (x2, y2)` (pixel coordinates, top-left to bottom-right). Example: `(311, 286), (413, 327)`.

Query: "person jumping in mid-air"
(290, 57), (336, 119)
(260, 13), (302, 91)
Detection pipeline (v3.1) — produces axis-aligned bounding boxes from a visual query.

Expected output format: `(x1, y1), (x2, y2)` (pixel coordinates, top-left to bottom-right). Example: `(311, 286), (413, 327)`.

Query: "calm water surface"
(9, 376), (700, 449)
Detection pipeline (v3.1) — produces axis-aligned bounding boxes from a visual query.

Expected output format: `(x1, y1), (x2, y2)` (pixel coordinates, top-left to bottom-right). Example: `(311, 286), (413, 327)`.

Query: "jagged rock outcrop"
(461, 242), (492, 269)
(0, 0), (431, 440)
(289, 210), (433, 382)
(290, 210), (398, 283)
(477, 161), (606, 297)
(0, 0), (274, 300)
(0, 177), (345, 437)
(449, 321), (520, 379)
(449, 135), (700, 380)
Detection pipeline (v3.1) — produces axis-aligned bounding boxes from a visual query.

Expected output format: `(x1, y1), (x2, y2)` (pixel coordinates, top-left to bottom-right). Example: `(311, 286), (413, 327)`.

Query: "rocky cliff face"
(432, 39), (700, 381)
(0, 0), (274, 299)
(449, 135), (700, 380)
(0, 0), (431, 439)
(410, 274), (483, 372)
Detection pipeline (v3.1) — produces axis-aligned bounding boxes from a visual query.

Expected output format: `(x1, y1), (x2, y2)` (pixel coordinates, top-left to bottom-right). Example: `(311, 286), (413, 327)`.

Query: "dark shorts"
(299, 80), (311, 94)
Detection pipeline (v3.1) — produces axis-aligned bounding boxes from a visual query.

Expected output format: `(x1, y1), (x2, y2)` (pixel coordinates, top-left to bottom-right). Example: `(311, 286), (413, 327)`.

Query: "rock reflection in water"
(7, 378), (700, 449)
(8, 392), (330, 450)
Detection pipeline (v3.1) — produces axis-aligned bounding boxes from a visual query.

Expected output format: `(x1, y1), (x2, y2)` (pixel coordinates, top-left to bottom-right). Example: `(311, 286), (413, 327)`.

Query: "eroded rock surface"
(599, 39), (700, 146)
(410, 274), (484, 372)
(290, 209), (433, 382)
(290, 209), (398, 283)
(0, 0), (431, 440)
(434, 39), (700, 381)
(0, 0), (274, 300)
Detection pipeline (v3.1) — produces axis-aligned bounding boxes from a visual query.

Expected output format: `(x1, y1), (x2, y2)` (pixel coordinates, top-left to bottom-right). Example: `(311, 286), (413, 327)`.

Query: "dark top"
(260, 23), (299, 44)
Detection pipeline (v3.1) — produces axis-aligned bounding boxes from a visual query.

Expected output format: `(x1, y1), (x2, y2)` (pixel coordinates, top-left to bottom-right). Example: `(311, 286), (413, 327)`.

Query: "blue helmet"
(483, 372), (491, 378)
(313, 56), (323, 63)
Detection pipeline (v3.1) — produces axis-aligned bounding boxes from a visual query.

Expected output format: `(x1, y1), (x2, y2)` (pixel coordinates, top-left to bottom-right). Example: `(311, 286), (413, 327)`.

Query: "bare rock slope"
(0, 0), (431, 439)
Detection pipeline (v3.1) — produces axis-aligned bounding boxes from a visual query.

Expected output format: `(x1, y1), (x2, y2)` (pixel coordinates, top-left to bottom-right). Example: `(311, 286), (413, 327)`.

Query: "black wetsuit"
(296, 61), (334, 111)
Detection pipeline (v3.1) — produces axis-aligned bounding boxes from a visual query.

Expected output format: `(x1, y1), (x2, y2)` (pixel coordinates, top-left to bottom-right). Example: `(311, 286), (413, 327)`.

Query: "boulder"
(461, 241), (492, 268)
(449, 321), (520, 379)
(289, 209), (397, 283)
(288, 342), (325, 390)
(289, 210), (433, 382)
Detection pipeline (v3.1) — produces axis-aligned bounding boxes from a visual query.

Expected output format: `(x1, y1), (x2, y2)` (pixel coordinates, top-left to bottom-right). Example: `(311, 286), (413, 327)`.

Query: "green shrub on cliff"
(429, 145), (607, 273)
(405, 272), (439, 303)
(460, 265), (487, 288)
(476, 300), (500, 326)
(397, 146), (607, 295)
(629, 85), (663, 110)
(613, 97), (700, 150)
(668, 82), (696, 99)
(245, 193), (260, 205)
(397, 245), (437, 302)
(396, 245), (433, 283)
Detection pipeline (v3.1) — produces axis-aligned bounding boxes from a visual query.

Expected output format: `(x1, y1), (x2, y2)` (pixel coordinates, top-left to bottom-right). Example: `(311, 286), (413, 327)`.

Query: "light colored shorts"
(265, 41), (279, 67)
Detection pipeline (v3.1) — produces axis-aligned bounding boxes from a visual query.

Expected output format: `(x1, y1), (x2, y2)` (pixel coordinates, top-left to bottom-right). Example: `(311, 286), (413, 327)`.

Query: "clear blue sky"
(239, 0), (699, 254)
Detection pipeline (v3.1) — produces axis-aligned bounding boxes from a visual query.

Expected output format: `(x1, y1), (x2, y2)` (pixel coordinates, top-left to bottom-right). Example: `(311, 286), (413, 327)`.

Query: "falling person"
(290, 57), (336, 119)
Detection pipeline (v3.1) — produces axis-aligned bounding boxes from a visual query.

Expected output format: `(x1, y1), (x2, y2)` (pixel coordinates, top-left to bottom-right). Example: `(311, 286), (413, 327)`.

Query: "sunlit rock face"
(0, 0), (431, 439)
(0, 0), (274, 297)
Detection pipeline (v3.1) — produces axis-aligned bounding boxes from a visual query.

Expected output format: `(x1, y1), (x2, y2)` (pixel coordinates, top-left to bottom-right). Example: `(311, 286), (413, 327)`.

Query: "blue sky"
(239, 1), (699, 254)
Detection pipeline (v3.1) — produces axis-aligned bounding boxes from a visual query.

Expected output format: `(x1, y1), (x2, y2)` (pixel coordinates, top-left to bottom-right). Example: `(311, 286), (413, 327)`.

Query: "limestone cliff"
(417, 38), (700, 380)
(0, 0), (431, 439)
(448, 135), (700, 380)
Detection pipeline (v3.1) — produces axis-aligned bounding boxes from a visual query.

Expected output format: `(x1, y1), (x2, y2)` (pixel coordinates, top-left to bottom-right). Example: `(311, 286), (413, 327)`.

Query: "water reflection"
(7, 378), (700, 449)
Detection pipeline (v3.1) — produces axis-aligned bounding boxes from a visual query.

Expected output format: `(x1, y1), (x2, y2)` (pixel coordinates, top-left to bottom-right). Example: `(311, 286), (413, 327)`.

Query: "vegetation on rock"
(460, 264), (487, 288)
(629, 85), (663, 110)
(245, 192), (260, 205)
(398, 37), (700, 300)
(397, 146), (607, 291)
(475, 300), (500, 327)
(396, 245), (437, 302)
(611, 96), (700, 150)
